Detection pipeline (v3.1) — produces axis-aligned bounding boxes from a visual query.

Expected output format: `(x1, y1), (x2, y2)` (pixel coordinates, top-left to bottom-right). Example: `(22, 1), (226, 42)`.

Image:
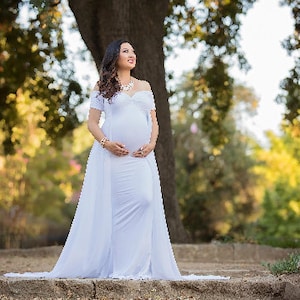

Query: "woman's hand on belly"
(132, 143), (155, 158)
(105, 141), (130, 157)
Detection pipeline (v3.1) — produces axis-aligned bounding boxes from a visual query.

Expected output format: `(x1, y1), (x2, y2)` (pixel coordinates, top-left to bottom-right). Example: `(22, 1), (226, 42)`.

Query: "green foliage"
(165, 0), (255, 149)
(0, 0), (84, 155)
(173, 78), (260, 241)
(276, 0), (300, 134)
(166, 0), (255, 61)
(0, 144), (83, 248)
(193, 56), (234, 147)
(0, 88), (90, 248)
(277, 60), (300, 134)
(263, 252), (300, 275)
(0, 136), (87, 248)
(258, 180), (300, 246)
(251, 130), (300, 248)
(173, 72), (300, 245)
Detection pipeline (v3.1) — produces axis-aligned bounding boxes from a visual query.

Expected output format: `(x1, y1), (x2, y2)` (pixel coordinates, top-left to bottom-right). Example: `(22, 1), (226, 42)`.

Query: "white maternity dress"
(4, 90), (228, 280)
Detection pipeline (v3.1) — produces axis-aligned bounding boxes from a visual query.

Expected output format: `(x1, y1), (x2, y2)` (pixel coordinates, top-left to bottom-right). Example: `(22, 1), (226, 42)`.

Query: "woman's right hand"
(104, 141), (129, 156)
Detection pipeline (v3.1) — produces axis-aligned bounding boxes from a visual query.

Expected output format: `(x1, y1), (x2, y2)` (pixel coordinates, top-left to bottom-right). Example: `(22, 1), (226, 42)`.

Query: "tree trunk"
(68, 0), (189, 242)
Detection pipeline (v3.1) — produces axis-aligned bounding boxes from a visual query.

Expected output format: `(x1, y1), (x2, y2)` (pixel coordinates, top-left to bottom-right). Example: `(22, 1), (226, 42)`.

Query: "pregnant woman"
(5, 39), (227, 280)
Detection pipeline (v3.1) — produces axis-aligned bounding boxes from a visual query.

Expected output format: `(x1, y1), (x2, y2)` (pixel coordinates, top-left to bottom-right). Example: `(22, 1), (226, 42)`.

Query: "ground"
(0, 244), (299, 299)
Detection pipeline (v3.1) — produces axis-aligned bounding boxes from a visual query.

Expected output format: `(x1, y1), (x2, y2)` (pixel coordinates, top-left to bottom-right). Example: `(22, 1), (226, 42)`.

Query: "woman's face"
(116, 42), (136, 71)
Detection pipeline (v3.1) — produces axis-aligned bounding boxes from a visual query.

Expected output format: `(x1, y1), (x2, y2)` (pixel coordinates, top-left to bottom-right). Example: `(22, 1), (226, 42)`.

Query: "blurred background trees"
(276, 0), (300, 135)
(0, 0), (89, 247)
(0, 0), (85, 155)
(0, 0), (299, 248)
(172, 78), (260, 242)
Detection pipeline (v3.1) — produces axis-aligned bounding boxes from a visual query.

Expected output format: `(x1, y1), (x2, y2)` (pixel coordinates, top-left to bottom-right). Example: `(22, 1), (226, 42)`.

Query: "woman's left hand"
(133, 143), (155, 158)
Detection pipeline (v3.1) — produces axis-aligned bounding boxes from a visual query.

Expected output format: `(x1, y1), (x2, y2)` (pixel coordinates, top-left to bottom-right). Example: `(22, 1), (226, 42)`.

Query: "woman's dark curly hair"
(97, 39), (133, 101)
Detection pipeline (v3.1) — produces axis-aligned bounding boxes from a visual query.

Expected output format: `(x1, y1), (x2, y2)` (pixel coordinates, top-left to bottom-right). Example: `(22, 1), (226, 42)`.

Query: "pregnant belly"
(107, 116), (150, 153)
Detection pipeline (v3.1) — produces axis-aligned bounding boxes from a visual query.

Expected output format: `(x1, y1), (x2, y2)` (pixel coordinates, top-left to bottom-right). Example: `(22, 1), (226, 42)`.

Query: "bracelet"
(100, 137), (109, 148)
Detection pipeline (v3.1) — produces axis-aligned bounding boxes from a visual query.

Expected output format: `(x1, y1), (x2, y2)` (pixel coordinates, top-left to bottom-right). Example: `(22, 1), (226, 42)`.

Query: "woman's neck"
(117, 70), (131, 85)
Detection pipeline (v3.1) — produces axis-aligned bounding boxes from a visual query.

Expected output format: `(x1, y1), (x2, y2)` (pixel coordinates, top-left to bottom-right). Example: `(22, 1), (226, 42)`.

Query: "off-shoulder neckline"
(119, 90), (152, 98)
(91, 90), (152, 98)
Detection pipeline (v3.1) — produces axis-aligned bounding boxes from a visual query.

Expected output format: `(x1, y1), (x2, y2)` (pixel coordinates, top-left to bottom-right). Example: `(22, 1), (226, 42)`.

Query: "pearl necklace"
(120, 78), (134, 91)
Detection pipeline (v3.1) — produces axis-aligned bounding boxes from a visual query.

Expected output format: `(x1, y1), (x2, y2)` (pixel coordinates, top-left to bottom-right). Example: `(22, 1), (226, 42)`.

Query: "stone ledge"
(0, 277), (298, 300)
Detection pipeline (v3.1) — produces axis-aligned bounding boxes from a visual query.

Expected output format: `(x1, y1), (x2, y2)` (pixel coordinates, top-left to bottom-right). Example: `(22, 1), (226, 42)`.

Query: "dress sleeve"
(90, 91), (104, 111)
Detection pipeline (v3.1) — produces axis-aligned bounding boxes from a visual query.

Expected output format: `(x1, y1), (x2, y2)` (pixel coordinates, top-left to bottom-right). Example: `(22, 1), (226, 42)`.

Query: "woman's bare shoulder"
(93, 82), (100, 91)
(134, 78), (151, 91)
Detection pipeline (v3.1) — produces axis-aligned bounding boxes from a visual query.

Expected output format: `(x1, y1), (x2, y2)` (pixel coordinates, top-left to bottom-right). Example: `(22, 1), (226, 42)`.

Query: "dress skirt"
(5, 142), (182, 279)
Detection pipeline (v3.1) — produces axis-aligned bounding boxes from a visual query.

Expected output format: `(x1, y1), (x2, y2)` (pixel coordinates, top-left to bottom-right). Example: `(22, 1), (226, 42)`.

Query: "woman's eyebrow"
(121, 47), (135, 51)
